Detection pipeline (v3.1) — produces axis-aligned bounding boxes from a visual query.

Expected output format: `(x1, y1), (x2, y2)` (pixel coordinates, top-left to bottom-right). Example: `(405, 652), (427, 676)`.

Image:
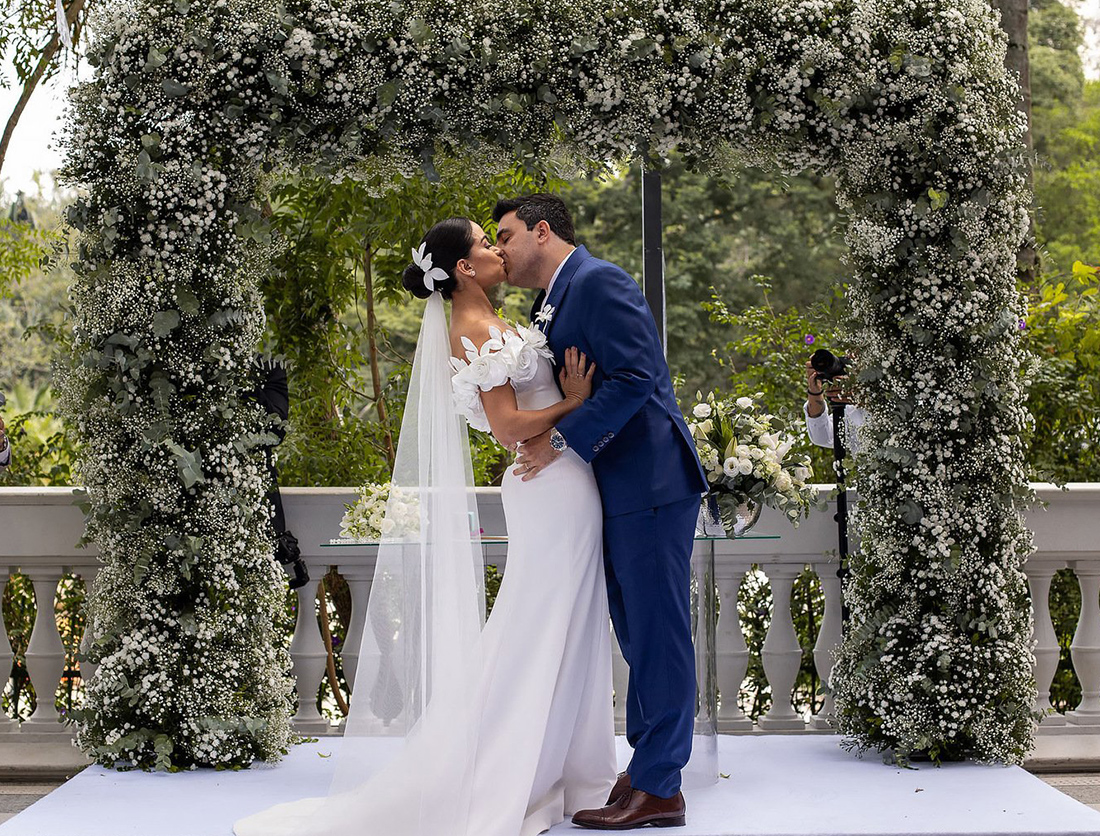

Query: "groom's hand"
(513, 430), (561, 481)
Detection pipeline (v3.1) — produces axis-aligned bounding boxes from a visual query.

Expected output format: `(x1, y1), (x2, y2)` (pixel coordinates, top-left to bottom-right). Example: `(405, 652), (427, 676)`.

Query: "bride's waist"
(502, 448), (593, 489)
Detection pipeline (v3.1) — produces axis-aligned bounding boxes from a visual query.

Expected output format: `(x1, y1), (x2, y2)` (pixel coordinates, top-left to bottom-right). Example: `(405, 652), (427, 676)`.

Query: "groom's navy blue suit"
(534, 245), (707, 799)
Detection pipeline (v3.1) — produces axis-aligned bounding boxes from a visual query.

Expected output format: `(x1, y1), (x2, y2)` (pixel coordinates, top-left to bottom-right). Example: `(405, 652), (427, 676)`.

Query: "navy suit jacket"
(541, 246), (707, 517)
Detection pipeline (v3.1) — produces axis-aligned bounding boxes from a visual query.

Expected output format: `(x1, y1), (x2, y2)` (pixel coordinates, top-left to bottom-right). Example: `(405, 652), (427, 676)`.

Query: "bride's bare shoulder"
(449, 315), (514, 358)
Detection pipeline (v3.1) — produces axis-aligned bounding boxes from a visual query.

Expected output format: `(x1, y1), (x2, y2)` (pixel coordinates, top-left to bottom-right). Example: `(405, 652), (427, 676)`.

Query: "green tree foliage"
(1031, 1), (1100, 271)
(563, 158), (846, 399)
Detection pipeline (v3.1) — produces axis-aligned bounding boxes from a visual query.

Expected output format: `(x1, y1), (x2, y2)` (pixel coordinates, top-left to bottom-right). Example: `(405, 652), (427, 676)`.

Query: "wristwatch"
(549, 428), (567, 452)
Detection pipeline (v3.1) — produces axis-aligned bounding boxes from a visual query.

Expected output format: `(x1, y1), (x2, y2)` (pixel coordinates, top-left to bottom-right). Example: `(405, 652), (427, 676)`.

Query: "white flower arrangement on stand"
(687, 391), (818, 536)
(337, 483), (421, 542)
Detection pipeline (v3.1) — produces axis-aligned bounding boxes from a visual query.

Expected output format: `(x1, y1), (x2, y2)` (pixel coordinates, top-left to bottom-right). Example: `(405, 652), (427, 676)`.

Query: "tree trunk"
(362, 246), (396, 467)
(990, 0), (1036, 281)
(0, 0), (87, 177)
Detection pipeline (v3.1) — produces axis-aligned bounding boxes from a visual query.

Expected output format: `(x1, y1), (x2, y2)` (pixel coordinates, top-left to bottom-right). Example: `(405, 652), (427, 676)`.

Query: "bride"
(233, 217), (617, 836)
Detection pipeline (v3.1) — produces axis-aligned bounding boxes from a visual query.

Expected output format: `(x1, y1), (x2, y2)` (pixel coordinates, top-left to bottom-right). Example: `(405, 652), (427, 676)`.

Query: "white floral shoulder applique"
(450, 323), (554, 433)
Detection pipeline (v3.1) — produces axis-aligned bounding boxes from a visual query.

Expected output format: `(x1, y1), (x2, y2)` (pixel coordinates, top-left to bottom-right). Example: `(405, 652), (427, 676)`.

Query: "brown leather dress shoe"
(606, 771), (631, 805)
(572, 788), (686, 830)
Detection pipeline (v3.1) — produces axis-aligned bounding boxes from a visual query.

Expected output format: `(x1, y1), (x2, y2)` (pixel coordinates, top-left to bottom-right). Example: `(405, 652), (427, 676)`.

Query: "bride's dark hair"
(402, 217), (474, 300)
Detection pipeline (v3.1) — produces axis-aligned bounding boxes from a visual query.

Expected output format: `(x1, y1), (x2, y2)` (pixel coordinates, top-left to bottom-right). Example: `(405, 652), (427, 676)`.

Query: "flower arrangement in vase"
(339, 482), (421, 542)
(686, 391), (819, 537)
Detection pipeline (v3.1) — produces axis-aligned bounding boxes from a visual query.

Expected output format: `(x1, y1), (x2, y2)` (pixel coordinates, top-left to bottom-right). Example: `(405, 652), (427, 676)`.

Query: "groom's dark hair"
(492, 194), (577, 246)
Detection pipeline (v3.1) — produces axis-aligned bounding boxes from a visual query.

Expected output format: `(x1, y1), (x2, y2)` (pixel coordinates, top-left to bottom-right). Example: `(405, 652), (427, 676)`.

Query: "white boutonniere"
(535, 302), (555, 329)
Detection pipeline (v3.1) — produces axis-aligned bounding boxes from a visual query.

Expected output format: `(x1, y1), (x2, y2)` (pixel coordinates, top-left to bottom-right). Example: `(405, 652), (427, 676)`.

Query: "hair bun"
(402, 263), (435, 300)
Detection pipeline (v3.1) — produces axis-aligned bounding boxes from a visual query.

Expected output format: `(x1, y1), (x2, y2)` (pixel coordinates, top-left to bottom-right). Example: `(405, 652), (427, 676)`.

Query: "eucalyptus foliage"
(60, 0), (1034, 768)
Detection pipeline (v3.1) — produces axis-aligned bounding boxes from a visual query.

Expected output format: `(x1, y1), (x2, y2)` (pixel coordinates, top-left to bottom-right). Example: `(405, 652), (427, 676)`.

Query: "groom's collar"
(545, 245), (588, 304)
(544, 248), (574, 298)
(539, 245), (590, 337)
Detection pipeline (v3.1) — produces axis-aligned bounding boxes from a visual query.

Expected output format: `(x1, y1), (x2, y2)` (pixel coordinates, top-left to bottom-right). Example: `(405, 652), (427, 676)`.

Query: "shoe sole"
(573, 814), (686, 830)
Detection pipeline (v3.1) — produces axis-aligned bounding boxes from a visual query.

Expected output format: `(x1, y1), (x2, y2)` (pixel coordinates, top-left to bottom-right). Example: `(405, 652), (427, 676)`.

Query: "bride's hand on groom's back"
(560, 346), (596, 406)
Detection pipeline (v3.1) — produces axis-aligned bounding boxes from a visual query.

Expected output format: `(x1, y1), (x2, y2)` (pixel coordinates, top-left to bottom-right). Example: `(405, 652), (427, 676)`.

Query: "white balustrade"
(757, 564), (806, 730)
(0, 567), (17, 733)
(288, 572), (330, 733)
(337, 565), (373, 691)
(715, 565), (752, 731)
(21, 566), (67, 730)
(4, 484), (1100, 750)
(811, 559), (843, 730)
(1067, 563), (1100, 725)
(1026, 561), (1066, 725)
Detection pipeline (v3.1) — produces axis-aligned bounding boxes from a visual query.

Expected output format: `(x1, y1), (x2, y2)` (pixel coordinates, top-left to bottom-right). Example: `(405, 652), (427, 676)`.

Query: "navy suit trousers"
(603, 495), (699, 798)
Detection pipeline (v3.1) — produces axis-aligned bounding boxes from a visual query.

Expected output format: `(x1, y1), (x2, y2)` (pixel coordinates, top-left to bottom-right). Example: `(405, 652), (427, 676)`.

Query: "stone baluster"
(715, 563), (752, 731)
(1068, 563), (1100, 726)
(810, 561), (843, 730)
(0, 569), (17, 732)
(289, 570), (330, 733)
(758, 564), (806, 730)
(76, 569), (101, 687)
(338, 566), (374, 692)
(22, 566), (68, 730)
(1026, 562), (1066, 725)
(611, 622), (629, 734)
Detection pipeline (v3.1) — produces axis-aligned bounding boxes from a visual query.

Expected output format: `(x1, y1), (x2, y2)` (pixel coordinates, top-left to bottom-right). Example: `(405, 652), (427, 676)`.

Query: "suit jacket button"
(609, 432), (615, 438)
(592, 445), (599, 452)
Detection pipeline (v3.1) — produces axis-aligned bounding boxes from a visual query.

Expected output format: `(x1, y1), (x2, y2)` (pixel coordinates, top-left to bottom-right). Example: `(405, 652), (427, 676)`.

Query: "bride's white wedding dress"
(234, 323), (616, 836)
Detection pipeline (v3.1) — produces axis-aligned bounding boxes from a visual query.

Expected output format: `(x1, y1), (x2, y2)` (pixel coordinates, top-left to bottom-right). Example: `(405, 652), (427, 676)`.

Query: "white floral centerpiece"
(687, 391), (817, 536)
(338, 483), (421, 542)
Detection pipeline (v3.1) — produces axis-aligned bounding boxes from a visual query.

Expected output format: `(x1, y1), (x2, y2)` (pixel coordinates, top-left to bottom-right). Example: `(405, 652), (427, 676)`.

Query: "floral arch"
(59, 0), (1036, 770)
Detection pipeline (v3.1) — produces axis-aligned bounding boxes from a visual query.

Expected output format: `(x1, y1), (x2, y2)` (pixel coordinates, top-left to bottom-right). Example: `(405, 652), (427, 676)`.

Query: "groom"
(493, 194), (707, 830)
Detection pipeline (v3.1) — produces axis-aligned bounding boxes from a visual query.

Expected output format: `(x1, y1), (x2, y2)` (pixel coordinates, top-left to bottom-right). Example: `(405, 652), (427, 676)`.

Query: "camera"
(275, 529), (309, 590)
(810, 349), (850, 382)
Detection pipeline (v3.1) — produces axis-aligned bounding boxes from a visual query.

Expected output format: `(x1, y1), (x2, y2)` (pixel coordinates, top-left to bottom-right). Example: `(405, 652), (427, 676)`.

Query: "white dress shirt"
(804, 402), (867, 453)
(543, 247), (578, 301)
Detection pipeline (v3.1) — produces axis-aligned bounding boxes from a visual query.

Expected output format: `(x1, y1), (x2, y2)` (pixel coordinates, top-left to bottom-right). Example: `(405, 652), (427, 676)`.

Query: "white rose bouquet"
(686, 391), (818, 535)
(339, 483), (421, 542)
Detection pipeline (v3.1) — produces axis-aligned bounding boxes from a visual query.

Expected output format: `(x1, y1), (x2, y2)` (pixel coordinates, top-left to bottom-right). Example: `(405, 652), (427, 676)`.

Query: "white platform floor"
(2, 735), (1100, 836)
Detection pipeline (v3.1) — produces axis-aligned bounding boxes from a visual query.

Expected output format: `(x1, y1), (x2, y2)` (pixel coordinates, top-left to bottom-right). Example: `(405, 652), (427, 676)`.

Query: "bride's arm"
(480, 346), (594, 448)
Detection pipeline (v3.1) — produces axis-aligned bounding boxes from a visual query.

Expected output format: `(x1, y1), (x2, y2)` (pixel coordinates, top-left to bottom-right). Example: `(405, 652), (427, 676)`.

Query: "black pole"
(641, 163), (666, 352)
(832, 403), (850, 626)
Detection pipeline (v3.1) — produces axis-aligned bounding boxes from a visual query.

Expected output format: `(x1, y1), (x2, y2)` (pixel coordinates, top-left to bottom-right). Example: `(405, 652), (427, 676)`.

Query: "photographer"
(804, 356), (867, 453)
(249, 358), (308, 590)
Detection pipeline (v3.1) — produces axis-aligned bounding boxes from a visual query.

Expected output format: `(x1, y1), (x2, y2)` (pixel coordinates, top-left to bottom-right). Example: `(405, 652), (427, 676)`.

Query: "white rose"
(380, 518), (396, 535)
(737, 459), (754, 475)
(468, 353), (510, 390)
(775, 471), (793, 492)
(507, 340), (539, 382)
(736, 396), (753, 409)
(723, 457), (739, 477)
(693, 403), (713, 419)
(794, 466), (811, 482)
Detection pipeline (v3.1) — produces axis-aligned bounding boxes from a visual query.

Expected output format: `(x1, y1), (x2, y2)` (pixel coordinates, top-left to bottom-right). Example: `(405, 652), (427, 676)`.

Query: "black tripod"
(831, 400), (850, 626)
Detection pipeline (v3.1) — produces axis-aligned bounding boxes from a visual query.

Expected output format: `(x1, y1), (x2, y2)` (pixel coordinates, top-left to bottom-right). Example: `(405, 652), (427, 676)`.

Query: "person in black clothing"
(249, 357), (308, 589)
